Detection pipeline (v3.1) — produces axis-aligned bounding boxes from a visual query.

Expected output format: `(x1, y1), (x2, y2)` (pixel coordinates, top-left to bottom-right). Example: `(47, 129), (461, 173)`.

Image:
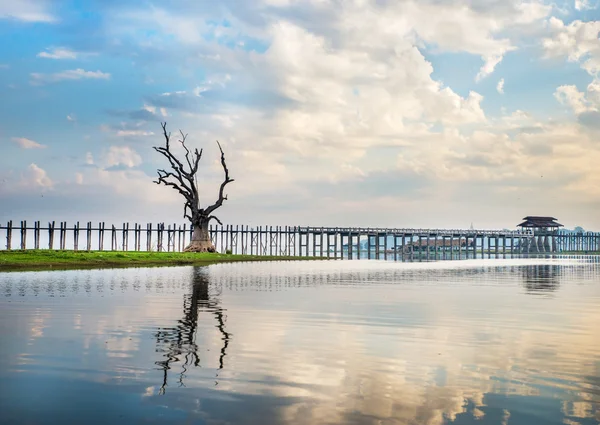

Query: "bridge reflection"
(1, 257), (598, 299)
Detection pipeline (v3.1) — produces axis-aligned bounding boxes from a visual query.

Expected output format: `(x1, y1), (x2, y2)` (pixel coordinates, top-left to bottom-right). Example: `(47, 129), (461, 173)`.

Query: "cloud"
(574, 0), (594, 10)
(543, 17), (600, 76)
(555, 85), (589, 114)
(21, 163), (53, 188)
(103, 146), (142, 168)
(30, 68), (111, 84)
(0, 0), (55, 23)
(10, 137), (46, 149)
(66, 114), (76, 121)
(37, 47), (78, 59)
(554, 79), (600, 117)
(497, 78), (505, 94)
(115, 130), (154, 137)
(477, 54), (507, 82)
(106, 105), (164, 122)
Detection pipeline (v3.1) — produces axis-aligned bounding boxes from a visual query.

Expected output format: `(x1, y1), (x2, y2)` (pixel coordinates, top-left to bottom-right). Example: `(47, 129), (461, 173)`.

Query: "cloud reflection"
(0, 258), (599, 424)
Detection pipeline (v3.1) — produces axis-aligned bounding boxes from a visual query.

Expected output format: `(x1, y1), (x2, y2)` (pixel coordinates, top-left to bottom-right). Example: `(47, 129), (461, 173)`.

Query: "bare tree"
(153, 122), (234, 252)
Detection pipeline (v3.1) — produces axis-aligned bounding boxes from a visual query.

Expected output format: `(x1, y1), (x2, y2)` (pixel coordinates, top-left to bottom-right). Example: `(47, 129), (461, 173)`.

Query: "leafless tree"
(153, 122), (234, 252)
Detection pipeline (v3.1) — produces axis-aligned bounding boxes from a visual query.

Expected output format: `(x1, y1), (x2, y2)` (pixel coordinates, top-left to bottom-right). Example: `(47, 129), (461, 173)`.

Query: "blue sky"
(1, 0), (600, 230)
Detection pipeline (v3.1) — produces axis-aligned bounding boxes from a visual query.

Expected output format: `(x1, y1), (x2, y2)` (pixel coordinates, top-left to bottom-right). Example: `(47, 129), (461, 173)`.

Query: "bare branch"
(207, 215), (223, 225)
(161, 122), (171, 150)
(205, 141), (235, 215)
(178, 130), (194, 172)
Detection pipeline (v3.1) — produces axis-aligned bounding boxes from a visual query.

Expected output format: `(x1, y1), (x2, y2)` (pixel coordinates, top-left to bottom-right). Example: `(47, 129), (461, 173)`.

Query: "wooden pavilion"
(517, 216), (563, 253)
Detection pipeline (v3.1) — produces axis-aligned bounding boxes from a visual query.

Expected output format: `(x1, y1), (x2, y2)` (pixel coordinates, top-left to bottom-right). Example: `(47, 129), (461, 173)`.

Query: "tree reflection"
(154, 267), (230, 394)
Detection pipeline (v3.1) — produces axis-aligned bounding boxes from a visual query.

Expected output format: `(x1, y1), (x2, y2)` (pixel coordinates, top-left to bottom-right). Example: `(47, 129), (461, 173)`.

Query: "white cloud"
(497, 78), (505, 94)
(66, 114), (76, 121)
(30, 68), (111, 84)
(0, 0), (55, 23)
(75, 173), (83, 185)
(103, 146), (142, 168)
(115, 130), (154, 137)
(143, 105), (156, 114)
(554, 84), (592, 114)
(477, 54), (507, 82)
(10, 137), (46, 149)
(543, 17), (600, 76)
(21, 163), (53, 188)
(37, 47), (77, 60)
(85, 152), (94, 165)
(574, 0), (594, 11)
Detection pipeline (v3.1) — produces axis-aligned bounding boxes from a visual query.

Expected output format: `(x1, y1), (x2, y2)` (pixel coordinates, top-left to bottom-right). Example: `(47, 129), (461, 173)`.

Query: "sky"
(1, 0), (600, 231)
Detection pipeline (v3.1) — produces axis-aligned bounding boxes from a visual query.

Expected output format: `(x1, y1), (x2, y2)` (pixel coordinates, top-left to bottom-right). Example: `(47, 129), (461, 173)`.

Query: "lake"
(1, 257), (599, 425)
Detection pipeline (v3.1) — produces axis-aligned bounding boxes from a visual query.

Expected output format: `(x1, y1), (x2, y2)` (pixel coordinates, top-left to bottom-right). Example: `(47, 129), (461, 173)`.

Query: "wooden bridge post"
(382, 232), (387, 261)
(166, 224), (171, 252)
(73, 221), (79, 251)
(346, 231), (350, 260)
(20, 220), (26, 250)
(146, 223), (151, 251)
(6, 220), (12, 250)
(290, 226), (295, 257)
(400, 234), (405, 259)
(48, 221), (55, 250)
(58, 222), (65, 251)
(34, 221), (40, 250)
(63, 222), (69, 250)
(110, 225), (116, 251)
(86, 222), (91, 251)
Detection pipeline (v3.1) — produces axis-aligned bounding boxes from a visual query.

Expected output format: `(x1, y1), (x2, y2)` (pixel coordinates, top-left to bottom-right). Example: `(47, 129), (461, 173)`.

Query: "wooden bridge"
(1, 220), (598, 259)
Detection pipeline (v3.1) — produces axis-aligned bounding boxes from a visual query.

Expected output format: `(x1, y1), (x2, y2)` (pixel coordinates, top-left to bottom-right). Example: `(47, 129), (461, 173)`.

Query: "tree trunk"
(184, 219), (216, 252)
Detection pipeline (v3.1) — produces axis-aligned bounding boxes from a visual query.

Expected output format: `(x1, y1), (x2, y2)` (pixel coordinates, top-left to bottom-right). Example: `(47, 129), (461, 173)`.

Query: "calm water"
(1, 258), (599, 425)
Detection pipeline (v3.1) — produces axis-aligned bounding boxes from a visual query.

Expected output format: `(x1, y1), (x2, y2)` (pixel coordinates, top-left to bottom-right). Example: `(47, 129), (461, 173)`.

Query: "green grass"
(0, 250), (322, 272)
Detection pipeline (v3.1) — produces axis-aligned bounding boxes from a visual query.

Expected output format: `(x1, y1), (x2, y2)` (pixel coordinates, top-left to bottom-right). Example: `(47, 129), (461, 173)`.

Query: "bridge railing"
(0, 220), (596, 255)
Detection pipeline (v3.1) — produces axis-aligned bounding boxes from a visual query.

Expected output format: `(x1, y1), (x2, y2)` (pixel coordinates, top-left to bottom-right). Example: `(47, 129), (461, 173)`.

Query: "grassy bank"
(0, 250), (320, 272)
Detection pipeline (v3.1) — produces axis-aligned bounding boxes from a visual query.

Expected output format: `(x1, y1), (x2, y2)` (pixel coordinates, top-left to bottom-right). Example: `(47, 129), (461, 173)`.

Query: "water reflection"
(0, 258), (599, 425)
(3, 257), (598, 298)
(522, 264), (561, 293)
(154, 268), (230, 394)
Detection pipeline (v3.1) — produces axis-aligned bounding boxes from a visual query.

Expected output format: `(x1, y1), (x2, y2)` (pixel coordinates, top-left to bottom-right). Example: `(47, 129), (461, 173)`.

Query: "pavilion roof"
(517, 216), (563, 228)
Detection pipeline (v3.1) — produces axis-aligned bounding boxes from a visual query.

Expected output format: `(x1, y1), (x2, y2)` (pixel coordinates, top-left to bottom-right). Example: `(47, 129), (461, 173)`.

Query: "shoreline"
(0, 250), (325, 273)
